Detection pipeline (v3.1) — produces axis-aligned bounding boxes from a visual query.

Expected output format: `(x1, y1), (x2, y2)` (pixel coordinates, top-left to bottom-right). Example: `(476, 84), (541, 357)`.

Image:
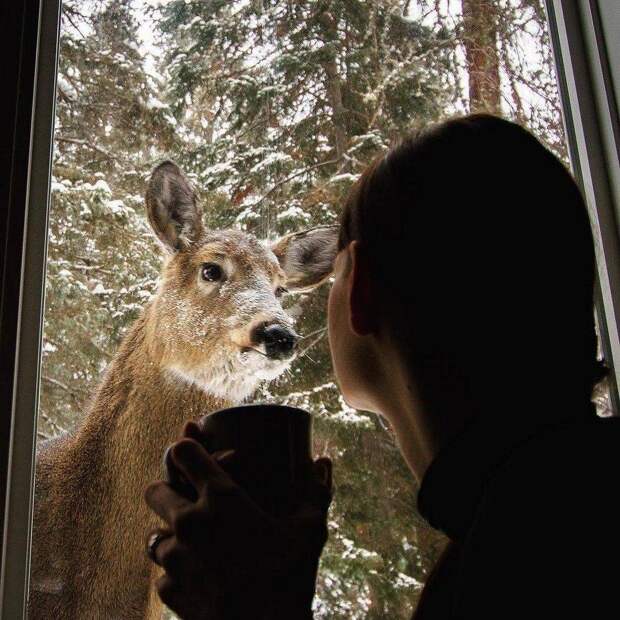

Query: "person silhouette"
(145, 114), (620, 619)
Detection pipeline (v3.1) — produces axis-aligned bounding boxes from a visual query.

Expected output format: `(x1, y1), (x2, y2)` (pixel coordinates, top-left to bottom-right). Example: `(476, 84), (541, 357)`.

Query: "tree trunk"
(318, 9), (347, 161)
(461, 0), (501, 114)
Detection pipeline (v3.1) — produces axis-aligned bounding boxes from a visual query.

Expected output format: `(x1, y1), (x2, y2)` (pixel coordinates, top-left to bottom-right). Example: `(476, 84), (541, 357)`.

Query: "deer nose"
(253, 323), (298, 360)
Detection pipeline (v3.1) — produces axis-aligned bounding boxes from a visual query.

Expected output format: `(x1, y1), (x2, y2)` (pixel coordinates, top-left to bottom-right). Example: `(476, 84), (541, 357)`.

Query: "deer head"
(144, 161), (338, 401)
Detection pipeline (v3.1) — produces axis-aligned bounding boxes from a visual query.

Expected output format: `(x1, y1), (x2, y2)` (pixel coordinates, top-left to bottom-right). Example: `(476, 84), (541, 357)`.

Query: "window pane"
(31, 1), (608, 618)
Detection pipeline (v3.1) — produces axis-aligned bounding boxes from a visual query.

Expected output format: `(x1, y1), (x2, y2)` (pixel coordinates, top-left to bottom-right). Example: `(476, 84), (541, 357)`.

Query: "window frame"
(0, 1), (618, 617)
(0, 0), (60, 617)
(545, 0), (620, 413)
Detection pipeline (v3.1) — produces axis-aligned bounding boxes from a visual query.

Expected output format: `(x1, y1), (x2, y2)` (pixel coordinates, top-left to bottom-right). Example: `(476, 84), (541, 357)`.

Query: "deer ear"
(145, 161), (204, 252)
(272, 226), (339, 292)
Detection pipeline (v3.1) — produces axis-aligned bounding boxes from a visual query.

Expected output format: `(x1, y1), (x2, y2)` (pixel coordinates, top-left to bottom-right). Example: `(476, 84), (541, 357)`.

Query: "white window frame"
(545, 0), (620, 412)
(1, 1), (618, 617)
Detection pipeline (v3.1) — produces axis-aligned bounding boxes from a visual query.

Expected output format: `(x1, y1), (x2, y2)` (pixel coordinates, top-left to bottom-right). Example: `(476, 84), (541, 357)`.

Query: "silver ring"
(146, 531), (167, 564)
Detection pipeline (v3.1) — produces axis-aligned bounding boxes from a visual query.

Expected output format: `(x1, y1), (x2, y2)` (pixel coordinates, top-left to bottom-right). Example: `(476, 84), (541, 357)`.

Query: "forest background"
(38, 0), (593, 617)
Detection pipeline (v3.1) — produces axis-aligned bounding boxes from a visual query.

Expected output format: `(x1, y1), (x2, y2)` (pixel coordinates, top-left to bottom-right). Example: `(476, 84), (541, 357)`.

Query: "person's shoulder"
(453, 418), (620, 618)
(480, 417), (620, 530)
(496, 416), (620, 501)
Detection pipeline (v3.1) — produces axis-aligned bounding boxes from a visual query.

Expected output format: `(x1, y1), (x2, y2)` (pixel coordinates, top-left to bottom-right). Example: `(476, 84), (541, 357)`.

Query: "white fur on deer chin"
(165, 350), (291, 402)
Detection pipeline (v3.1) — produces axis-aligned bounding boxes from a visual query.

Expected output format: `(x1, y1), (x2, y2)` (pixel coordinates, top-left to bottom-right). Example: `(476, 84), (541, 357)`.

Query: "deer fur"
(29, 162), (338, 619)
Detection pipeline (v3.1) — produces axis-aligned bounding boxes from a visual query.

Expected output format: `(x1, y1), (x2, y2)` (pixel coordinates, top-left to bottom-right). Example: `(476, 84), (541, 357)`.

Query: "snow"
(51, 181), (67, 193)
(74, 280), (89, 293)
(394, 572), (423, 590)
(329, 173), (360, 184)
(341, 537), (380, 561)
(351, 132), (385, 146)
(332, 394), (373, 427)
(91, 283), (112, 295)
(43, 341), (58, 353)
(145, 95), (167, 110)
(235, 207), (261, 225)
(185, 16), (204, 29)
(105, 199), (126, 215)
(249, 152), (293, 174)
(57, 74), (78, 99)
(93, 180), (112, 194)
(277, 205), (311, 222)
(202, 162), (237, 178)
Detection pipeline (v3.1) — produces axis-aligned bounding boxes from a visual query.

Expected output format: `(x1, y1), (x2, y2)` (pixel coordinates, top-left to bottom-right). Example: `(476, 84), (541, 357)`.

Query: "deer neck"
(75, 309), (232, 481)
(52, 310), (234, 614)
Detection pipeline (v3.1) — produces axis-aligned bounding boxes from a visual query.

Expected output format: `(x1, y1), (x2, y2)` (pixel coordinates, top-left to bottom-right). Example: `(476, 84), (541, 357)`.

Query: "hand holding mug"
(145, 409), (332, 620)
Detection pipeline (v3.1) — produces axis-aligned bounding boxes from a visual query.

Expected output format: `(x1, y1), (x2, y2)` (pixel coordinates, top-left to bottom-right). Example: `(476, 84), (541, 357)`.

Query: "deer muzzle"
(252, 322), (298, 360)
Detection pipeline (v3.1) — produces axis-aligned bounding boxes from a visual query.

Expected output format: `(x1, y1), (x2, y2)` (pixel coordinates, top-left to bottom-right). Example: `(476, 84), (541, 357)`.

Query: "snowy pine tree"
(41, 0), (177, 436)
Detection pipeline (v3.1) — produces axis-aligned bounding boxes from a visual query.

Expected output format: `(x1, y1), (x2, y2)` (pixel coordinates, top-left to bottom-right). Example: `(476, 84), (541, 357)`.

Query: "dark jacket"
(413, 404), (620, 619)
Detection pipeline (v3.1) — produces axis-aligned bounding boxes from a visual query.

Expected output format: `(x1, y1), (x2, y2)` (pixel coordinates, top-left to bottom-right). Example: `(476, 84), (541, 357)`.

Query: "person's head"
(328, 114), (604, 465)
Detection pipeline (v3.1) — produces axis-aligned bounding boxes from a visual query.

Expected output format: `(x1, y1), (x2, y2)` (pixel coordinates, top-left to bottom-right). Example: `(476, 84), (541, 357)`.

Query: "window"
(2, 1), (619, 618)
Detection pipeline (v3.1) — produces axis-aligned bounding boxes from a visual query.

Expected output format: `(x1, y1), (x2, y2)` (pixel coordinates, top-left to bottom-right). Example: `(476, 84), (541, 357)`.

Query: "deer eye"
(275, 286), (288, 298)
(201, 263), (223, 282)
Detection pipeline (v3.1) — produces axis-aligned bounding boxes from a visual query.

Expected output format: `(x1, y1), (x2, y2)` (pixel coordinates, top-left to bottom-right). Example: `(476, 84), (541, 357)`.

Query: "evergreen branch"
(55, 136), (115, 160)
(57, 84), (76, 103)
(71, 263), (116, 277)
(246, 158), (342, 208)
(366, 35), (459, 131)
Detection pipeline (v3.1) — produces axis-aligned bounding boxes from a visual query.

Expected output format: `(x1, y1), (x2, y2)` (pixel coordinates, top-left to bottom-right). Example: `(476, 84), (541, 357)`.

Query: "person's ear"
(348, 241), (378, 336)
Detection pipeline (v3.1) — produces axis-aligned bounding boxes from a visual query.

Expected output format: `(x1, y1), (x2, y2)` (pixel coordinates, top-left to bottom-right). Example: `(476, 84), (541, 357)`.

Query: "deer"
(28, 161), (338, 619)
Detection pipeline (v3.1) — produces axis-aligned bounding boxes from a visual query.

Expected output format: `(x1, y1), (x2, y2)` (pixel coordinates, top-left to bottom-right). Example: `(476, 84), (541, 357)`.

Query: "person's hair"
(339, 114), (605, 422)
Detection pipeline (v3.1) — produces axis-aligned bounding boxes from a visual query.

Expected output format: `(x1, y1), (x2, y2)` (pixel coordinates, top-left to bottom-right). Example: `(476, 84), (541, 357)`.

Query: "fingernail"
(214, 449), (235, 461)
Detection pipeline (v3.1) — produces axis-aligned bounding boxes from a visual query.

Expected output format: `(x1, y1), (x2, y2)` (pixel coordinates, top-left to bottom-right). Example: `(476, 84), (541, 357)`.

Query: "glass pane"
(30, 1), (608, 618)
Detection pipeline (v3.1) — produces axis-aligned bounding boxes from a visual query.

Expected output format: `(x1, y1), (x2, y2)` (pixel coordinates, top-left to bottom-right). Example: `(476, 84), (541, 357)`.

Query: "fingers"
(171, 439), (237, 496)
(154, 536), (193, 576)
(289, 457), (333, 538)
(155, 563), (217, 618)
(147, 524), (216, 574)
(155, 574), (188, 618)
(145, 480), (193, 525)
(145, 485), (216, 550)
(182, 420), (202, 441)
(301, 457), (333, 512)
(182, 420), (210, 447)
(314, 457), (333, 492)
(182, 420), (219, 455)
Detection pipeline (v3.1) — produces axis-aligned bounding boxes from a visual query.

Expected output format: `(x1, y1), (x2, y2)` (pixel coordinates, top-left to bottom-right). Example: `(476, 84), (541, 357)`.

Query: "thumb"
(296, 457), (333, 517)
(313, 457), (333, 493)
